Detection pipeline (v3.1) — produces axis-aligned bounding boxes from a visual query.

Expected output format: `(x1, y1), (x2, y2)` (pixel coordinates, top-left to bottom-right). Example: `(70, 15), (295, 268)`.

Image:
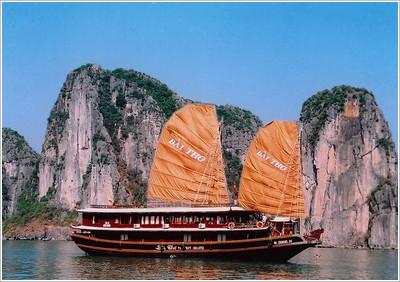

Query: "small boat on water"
(71, 104), (323, 261)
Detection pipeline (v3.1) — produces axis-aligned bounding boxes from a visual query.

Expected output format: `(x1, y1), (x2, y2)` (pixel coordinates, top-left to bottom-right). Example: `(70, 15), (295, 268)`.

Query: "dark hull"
(71, 233), (316, 261)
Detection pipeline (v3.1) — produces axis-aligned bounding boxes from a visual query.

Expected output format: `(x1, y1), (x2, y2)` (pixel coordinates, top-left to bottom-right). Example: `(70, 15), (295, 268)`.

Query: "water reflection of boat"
(71, 104), (322, 261)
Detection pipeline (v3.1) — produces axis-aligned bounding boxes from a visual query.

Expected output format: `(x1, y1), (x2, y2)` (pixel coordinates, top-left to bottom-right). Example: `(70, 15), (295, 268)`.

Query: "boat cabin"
(73, 205), (300, 243)
(79, 206), (260, 229)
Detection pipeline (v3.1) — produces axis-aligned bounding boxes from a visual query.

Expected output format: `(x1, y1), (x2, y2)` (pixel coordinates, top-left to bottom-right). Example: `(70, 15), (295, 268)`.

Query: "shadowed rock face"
(2, 128), (39, 219)
(38, 64), (262, 210)
(300, 86), (397, 249)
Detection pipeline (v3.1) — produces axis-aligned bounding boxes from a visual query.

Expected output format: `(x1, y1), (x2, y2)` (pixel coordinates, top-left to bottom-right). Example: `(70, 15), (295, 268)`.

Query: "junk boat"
(71, 104), (323, 261)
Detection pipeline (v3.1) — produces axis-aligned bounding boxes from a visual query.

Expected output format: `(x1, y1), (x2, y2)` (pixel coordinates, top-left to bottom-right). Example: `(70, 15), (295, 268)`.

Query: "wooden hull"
(71, 233), (316, 261)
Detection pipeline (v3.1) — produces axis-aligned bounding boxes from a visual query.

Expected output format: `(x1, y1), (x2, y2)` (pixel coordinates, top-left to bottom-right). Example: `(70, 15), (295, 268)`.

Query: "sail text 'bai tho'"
(238, 121), (304, 218)
(148, 104), (229, 205)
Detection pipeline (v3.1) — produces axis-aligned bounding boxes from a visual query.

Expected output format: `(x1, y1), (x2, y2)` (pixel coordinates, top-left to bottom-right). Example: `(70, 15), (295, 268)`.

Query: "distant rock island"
(2, 64), (397, 248)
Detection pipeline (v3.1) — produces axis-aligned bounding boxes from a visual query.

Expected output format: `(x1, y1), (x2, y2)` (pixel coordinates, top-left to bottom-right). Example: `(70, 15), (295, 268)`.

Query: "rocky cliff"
(2, 128), (39, 219)
(300, 86), (397, 249)
(3, 65), (397, 248)
(38, 64), (262, 210)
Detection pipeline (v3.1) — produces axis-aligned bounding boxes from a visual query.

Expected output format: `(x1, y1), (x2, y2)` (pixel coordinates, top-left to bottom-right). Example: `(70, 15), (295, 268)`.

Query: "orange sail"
(238, 121), (304, 218)
(147, 104), (229, 205)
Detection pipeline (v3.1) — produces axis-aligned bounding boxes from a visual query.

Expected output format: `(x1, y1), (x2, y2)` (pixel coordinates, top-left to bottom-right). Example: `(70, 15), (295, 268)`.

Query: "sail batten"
(238, 121), (304, 218)
(148, 104), (229, 205)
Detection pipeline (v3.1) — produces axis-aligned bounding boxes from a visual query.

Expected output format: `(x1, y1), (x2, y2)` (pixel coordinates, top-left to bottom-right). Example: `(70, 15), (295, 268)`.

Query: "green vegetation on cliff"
(48, 109), (69, 125)
(217, 105), (255, 131)
(2, 126), (76, 230)
(3, 165), (77, 233)
(300, 85), (371, 148)
(300, 87), (346, 148)
(223, 151), (242, 198)
(367, 177), (393, 212)
(2, 128), (38, 158)
(111, 68), (179, 118)
(377, 137), (395, 154)
(216, 105), (261, 197)
(98, 72), (123, 136)
(81, 65), (179, 139)
(2, 128), (39, 220)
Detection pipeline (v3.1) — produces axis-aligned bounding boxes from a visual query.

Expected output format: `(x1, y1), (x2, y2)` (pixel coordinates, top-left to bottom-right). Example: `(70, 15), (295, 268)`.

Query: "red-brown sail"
(238, 121), (304, 218)
(147, 104), (229, 205)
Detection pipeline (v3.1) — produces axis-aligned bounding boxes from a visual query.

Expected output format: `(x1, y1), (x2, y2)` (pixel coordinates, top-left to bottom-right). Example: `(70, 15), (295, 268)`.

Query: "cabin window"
(161, 216), (164, 224)
(294, 221), (300, 234)
(120, 234), (128, 241)
(145, 216), (149, 225)
(217, 234), (226, 242)
(121, 216), (129, 225)
(283, 223), (293, 235)
(150, 216), (155, 224)
(155, 216), (159, 224)
(115, 217), (120, 224)
(92, 215), (98, 224)
(184, 234), (191, 242)
(172, 216), (181, 224)
(129, 216), (132, 224)
(141, 216), (144, 225)
(217, 216), (226, 224)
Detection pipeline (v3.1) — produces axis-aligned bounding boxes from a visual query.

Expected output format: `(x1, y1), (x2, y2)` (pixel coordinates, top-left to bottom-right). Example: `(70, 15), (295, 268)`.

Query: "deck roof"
(77, 206), (250, 214)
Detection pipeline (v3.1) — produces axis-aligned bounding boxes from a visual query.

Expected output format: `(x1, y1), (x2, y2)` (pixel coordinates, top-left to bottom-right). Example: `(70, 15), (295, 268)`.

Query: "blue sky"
(2, 2), (398, 152)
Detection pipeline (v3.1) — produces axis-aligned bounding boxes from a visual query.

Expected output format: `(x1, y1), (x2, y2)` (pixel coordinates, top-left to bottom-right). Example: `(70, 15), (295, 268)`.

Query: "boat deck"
(71, 225), (271, 232)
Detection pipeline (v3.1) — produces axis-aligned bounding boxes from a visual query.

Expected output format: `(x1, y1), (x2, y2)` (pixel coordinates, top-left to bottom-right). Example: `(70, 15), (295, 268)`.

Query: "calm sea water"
(1, 241), (398, 280)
